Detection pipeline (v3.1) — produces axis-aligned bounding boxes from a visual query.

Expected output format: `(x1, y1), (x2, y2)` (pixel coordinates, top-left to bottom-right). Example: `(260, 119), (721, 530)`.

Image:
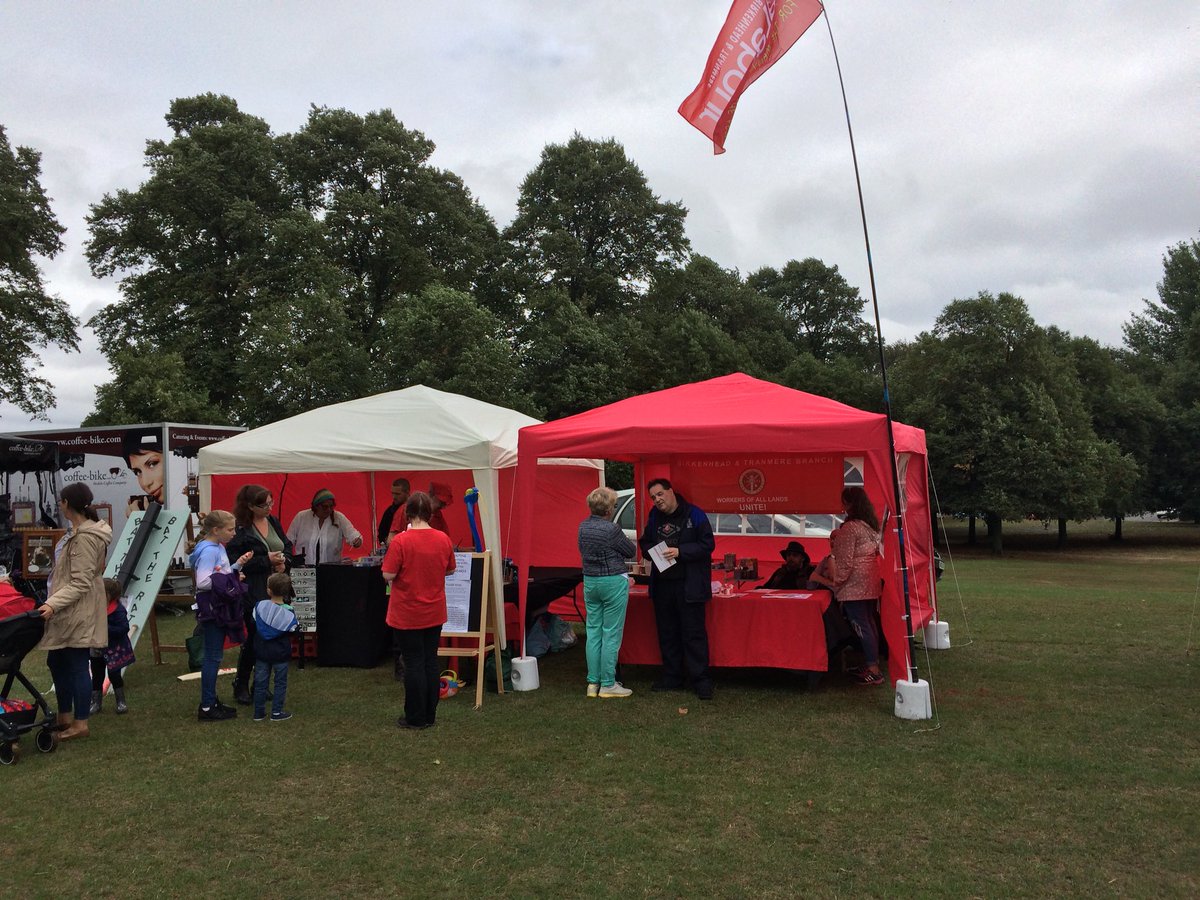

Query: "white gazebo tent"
(198, 385), (600, 646)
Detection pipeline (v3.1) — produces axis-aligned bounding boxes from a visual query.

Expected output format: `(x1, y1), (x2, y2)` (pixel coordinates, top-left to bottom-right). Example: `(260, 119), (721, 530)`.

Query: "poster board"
(21, 529), (64, 580)
(10, 423), (243, 563)
(444, 552), (483, 636)
(437, 551), (504, 709)
(290, 566), (317, 633)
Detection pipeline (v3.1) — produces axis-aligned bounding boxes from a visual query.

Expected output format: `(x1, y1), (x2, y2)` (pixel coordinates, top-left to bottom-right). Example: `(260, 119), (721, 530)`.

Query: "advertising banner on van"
(11, 424), (243, 560)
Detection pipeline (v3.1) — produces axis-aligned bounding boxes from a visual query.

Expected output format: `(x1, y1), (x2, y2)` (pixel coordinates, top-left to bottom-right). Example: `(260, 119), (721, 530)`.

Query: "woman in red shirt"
(382, 492), (456, 729)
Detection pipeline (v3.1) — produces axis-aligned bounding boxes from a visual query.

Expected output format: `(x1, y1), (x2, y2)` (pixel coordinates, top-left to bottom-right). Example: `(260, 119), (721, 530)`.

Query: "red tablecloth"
(618, 586), (832, 671)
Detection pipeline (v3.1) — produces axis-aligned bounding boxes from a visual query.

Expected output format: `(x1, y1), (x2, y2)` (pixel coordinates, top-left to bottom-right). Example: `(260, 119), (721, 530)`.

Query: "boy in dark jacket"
(253, 573), (299, 722)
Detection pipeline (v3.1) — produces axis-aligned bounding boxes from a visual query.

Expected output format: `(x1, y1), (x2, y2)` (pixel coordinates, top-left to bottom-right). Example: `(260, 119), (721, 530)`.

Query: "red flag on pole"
(679, 0), (824, 154)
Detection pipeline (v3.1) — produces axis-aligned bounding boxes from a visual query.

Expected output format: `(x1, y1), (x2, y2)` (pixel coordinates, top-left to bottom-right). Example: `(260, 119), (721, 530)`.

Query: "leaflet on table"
(443, 551), (473, 634)
(647, 541), (676, 573)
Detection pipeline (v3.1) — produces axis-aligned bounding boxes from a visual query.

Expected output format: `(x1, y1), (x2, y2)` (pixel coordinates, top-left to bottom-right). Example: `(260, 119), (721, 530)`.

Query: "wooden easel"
(438, 551), (505, 709)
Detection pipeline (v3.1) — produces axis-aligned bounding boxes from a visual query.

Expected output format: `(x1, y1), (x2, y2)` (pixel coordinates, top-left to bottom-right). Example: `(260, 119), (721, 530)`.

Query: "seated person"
(760, 541), (814, 589)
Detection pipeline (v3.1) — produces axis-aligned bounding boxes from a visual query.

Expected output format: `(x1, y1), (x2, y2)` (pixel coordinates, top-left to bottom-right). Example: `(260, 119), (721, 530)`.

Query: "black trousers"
(397, 625), (443, 726)
(651, 579), (711, 688)
(235, 601), (258, 687)
(90, 655), (124, 689)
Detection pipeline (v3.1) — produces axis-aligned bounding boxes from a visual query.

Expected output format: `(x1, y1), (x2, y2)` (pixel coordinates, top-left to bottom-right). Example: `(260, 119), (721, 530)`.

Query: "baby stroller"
(0, 588), (59, 765)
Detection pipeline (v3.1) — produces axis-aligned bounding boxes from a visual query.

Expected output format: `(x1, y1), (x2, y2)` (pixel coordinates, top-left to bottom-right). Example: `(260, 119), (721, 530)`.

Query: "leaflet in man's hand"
(648, 541), (676, 573)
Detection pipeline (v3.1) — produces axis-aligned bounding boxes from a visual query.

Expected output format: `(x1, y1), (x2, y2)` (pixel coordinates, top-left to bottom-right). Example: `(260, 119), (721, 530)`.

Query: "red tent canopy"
(513, 373), (936, 685)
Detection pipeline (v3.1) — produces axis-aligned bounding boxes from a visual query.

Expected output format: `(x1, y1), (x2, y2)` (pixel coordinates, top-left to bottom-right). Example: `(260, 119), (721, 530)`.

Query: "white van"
(614, 488), (840, 541)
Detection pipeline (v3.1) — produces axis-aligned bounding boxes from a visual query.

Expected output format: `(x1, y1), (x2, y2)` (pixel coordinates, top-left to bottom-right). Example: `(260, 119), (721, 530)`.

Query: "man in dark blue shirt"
(638, 478), (716, 699)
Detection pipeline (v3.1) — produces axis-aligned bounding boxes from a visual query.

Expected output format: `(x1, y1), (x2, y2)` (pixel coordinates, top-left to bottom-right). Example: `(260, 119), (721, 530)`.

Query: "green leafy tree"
(641, 255), (794, 379)
(504, 134), (689, 315)
(515, 289), (628, 419)
(85, 94), (359, 425)
(83, 350), (224, 425)
(281, 107), (503, 349)
(1123, 236), (1200, 363)
(890, 292), (1106, 553)
(0, 125), (79, 418)
(377, 285), (535, 414)
(1047, 330), (1165, 533)
(747, 258), (874, 363)
(776, 351), (883, 413)
(1123, 236), (1200, 520)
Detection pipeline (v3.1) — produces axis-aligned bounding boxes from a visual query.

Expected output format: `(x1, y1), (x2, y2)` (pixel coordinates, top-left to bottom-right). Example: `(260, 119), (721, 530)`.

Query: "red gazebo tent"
(512, 373), (937, 685)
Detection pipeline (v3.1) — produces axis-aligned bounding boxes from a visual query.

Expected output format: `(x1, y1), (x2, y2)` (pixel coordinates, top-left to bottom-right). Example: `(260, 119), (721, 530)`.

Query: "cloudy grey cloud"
(1, 0), (1196, 427)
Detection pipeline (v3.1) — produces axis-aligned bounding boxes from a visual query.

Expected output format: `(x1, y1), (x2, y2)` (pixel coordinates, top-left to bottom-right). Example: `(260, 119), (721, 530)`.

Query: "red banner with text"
(671, 454), (843, 513)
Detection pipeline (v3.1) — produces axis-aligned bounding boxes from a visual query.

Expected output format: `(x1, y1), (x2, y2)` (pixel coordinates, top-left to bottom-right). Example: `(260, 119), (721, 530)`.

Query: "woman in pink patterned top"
(815, 487), (884, 686)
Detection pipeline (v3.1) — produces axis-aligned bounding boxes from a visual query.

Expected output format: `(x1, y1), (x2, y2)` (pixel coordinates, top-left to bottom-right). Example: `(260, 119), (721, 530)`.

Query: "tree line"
(2, 96), (1197, 547)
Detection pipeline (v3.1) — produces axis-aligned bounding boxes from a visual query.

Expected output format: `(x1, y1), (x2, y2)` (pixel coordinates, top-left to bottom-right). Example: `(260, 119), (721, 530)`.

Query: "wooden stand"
(437, 551), (505, 709)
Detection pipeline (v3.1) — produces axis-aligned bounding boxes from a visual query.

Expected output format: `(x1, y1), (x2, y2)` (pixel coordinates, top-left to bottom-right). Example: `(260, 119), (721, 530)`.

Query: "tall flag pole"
(680, 0), (921, 684)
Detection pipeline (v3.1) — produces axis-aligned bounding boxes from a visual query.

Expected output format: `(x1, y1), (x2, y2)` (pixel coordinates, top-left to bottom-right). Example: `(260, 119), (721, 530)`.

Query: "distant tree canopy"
(0, 124), (79, 418)
(1123, 235), (1200, 520)
(20, 92), (1189, 542)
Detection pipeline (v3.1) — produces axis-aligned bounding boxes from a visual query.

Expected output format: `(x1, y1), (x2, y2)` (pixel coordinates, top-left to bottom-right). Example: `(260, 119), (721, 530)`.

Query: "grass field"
(3, 521), (1198, 898)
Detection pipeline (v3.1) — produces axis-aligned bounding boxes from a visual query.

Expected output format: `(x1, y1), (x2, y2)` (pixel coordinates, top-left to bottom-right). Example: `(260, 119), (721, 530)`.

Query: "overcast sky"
(2, 1), (1196, 428)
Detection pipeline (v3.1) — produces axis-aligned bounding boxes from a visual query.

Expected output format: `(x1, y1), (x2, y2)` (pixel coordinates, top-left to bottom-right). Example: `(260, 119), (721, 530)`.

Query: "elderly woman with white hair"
(577, 486), (637, 699)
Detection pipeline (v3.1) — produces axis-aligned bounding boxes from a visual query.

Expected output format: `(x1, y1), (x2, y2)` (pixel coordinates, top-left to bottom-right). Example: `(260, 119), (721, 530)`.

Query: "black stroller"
(0, 607), (59, 764)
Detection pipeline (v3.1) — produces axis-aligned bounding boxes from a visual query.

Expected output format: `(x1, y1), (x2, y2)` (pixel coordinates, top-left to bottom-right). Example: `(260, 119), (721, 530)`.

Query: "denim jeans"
(199, 621), (226, 708)
(47, 647), (91, 719)
(583, 574), (629, 688)
(254, 659), (289, 717)
(841, 599), (880, 666)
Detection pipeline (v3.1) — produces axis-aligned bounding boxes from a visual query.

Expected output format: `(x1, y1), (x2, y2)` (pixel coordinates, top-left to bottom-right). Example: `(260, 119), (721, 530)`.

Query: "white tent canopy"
(199, 384), (539, 475)
(198, 385), (600, 646)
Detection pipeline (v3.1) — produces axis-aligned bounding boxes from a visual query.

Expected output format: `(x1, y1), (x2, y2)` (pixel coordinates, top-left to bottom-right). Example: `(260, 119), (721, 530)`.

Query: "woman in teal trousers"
(577, 487), (637, 698)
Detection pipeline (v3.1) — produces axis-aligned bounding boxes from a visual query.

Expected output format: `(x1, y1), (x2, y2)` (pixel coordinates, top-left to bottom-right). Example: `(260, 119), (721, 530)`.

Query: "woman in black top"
(225, 484), (294, 705)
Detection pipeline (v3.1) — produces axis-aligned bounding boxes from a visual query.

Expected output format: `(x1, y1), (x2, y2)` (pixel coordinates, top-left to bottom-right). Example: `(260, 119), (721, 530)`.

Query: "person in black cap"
(761, 541), (814, 590)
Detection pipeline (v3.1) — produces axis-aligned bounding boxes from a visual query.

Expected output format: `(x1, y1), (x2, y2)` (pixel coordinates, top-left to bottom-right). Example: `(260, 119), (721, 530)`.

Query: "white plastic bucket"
(922, 620), (951, 650)
(511, 655), (540, 691)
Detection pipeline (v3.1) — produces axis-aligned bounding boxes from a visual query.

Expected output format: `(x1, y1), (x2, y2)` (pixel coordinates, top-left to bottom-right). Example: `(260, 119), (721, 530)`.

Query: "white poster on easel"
(443, 551), (473, 635)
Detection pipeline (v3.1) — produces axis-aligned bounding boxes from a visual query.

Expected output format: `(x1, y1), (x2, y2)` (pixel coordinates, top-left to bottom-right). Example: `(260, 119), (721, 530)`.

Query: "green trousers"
(583, 574), (630, 688)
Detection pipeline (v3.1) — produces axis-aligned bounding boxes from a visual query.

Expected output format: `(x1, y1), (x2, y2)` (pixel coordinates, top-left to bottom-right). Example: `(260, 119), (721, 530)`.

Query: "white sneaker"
(586, 683), (600, 698)
(599, 683), (633, 698)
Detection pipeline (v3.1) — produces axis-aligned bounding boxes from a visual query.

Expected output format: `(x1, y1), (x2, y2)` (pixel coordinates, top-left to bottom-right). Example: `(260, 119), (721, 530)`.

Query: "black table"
(315, 564), (390, 668)
(504, 566), (584, 626)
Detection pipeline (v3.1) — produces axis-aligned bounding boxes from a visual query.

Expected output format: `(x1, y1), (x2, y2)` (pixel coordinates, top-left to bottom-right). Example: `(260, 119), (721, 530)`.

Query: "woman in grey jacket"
(37, 483), (113, 741)
(578, 487), (637, 699)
